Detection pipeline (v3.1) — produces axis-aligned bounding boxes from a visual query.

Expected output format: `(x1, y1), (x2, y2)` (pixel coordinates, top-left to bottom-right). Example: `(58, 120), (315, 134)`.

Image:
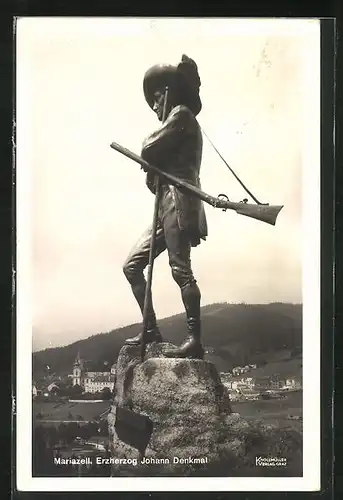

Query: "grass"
(33, 401), (111, 421)
(231, 390), (302, 431)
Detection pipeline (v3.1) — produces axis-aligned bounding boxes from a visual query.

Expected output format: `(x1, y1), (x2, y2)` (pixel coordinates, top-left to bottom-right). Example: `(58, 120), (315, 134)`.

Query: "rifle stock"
(225, 201), (283, 226)
(110, 141), (283, 226)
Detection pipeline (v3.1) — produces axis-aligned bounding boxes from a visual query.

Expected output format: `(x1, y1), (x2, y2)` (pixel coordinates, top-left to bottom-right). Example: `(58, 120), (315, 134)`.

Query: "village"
(32, 353), (302, 476)
(220, 364), (301, 402)
(33, 353), (302, 408)
(32, 353), (116, 476)
(32, 352), (116, 399)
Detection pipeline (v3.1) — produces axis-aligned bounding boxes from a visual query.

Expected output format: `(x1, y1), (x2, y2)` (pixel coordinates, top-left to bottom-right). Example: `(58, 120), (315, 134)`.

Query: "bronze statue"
(123, 55), (207, 359)
(110, 55), (283, 360)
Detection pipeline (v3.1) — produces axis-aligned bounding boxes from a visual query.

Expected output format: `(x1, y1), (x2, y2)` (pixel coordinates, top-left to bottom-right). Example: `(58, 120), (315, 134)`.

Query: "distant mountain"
(32, 302), (302, 379)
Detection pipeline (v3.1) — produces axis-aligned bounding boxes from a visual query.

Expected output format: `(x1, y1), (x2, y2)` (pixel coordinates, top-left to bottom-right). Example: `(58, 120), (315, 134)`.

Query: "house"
(236, 381), (248, 390)
(232, 367), (243, 376)
(285, 378), (301, 389)
(47, 382), (60, 393)
(269, 379), (284, 390)
(83, 374), (115, 394)
(223, 381), (233, 390)
(254, 376), (270, 390)
(220, 372), (232, 384)
(242, 377), (254, 388)
(241, 388), (260, 400)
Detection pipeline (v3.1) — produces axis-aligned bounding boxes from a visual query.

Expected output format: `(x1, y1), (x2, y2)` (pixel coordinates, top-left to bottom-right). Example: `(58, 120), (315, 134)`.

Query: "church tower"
(72, 351), (84, 387)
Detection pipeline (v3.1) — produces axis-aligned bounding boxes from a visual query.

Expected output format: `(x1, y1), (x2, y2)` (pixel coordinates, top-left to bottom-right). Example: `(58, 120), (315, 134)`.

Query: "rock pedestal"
(108, 342), (302, 477)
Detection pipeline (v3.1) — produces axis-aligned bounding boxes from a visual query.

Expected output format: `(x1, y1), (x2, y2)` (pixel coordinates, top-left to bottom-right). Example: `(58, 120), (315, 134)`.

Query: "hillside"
(32, 302), (302, 379)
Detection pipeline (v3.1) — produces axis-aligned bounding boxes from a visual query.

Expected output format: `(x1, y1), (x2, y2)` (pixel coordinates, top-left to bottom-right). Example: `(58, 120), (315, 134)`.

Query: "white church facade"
(71, 352), (116, 393)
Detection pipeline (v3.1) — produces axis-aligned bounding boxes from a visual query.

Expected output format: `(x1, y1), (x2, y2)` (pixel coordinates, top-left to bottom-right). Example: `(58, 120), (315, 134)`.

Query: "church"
(71, 352), (116, 393)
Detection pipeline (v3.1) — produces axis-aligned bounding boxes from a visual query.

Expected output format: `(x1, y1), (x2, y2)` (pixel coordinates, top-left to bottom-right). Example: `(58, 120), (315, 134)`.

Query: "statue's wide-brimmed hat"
(143, 55), (202, 116)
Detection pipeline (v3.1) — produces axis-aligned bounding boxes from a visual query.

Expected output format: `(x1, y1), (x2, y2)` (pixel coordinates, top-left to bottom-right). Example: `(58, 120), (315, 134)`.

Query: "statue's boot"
(163, 317), (204, 359)
(125, 326), (163, 346)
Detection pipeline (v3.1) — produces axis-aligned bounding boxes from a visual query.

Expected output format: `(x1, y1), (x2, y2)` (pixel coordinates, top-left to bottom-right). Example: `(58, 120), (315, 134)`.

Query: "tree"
(33, 426), (49, 476)
(261, 392), (271, 400)
(80, 424), (92, 441)
(50, 385), (60, 396)
(58, 422), (69, 444)
(100, 387), (112, 400)
(87, 421), (98, 437)
(65, 422), (78, 444)
(45, 425), (59, 447)
(70, 384), (83, 396)
(97, 419), (109, 436)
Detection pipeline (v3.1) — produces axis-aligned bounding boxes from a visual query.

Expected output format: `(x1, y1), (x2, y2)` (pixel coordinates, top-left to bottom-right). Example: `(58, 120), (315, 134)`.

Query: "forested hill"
(32, 302), (302, 378)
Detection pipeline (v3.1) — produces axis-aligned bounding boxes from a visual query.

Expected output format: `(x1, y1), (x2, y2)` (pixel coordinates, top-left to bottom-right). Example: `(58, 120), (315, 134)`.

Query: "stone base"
(108, 342), (302, 477)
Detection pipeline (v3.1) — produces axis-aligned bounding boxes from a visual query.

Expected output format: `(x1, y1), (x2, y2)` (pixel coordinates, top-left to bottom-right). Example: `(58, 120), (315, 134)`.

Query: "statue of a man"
(123, 55), (207, 359)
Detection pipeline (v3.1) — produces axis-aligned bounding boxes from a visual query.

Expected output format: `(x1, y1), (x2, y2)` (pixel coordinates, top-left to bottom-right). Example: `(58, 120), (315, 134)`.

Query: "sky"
(16, 18), (320, 351)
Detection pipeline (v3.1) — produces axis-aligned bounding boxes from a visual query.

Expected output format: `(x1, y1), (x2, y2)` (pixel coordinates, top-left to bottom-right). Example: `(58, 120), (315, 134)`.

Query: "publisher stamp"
(255, 456), (287, 467)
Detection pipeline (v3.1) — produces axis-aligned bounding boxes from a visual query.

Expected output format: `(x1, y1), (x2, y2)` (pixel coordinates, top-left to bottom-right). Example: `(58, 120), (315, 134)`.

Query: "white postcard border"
(16, 17), (321, 492)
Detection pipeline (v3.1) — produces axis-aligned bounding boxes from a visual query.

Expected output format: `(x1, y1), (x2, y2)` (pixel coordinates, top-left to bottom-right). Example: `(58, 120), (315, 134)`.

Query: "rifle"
(110, 141), (283, 226)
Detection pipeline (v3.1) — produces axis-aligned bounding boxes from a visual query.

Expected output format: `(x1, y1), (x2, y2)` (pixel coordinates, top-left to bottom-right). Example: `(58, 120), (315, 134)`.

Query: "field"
(33, 401), (111, 421)
(34, 390), (301, 432)
(232, 390), (302, 430)
(33, 393), (302, 477)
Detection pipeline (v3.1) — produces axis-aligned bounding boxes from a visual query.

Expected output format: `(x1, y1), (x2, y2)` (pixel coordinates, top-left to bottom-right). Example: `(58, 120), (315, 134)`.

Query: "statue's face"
(152, 90), (165, 121)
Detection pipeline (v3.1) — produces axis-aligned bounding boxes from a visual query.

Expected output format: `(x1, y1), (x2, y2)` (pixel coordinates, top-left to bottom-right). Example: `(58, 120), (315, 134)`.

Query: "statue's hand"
(140, 146), (151, 173)
(146, 172), (156, 194)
